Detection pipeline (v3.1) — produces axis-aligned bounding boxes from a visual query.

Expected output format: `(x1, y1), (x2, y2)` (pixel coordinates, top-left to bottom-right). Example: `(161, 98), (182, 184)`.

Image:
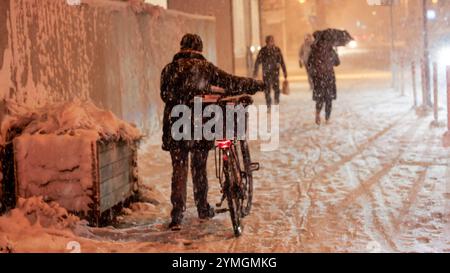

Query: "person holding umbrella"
(308, 29), (353, 125)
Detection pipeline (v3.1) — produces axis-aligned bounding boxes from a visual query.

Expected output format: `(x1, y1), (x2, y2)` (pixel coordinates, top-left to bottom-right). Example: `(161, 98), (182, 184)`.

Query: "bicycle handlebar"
(202, 86), (254, 104)
(201, 94), (254, 105)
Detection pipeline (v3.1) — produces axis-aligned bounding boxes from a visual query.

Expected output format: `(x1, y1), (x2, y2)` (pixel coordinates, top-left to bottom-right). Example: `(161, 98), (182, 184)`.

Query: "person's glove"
(248, 80), (265, 95)
(257, 80), (266, 92)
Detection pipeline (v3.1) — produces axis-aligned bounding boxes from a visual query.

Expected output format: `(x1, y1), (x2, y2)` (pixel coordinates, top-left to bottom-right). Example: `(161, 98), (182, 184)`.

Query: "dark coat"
(308, 43), (340, 101)
(160, 51), (264, 152)
(253, 46), (287, 79)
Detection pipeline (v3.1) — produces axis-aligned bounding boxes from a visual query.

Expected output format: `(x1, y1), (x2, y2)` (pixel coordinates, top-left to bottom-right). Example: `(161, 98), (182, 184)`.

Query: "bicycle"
(203, 93), (260, 237)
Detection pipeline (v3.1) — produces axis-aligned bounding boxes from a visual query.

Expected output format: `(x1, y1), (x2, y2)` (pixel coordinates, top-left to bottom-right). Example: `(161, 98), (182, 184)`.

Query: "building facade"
(167, 0), (261, 75)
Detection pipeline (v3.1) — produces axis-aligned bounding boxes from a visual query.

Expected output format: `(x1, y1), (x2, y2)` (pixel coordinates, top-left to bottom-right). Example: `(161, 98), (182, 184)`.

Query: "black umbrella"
(313, 28), (353, 47)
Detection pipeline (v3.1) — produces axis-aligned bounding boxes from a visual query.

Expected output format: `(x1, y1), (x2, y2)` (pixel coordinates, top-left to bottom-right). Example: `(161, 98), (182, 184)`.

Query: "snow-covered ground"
(1, 77), (448, 253)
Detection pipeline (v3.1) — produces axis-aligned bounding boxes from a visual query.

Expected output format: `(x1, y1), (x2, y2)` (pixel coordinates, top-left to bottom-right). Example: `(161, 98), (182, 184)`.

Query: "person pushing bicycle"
(160, 34), (265, 230)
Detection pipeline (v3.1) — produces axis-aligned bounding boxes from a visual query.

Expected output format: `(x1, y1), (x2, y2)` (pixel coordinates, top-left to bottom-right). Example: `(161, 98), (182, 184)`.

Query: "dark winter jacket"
(253, 46), (287, 79)
(161, 51), (264, 152)
(308, 43), (340, 101)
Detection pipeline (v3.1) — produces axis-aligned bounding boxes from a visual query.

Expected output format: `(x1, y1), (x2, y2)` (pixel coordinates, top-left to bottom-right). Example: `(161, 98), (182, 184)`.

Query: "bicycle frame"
(215, 140), (242, 202)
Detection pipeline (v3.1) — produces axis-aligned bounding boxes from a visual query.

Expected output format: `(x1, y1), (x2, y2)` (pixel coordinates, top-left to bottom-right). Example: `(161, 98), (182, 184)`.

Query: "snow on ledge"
(79, 0), (215, 21)
(0, 99), (142, 145)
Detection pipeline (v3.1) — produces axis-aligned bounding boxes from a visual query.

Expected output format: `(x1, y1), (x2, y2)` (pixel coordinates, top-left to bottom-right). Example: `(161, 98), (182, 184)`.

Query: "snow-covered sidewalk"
(1, 78), (448, 253)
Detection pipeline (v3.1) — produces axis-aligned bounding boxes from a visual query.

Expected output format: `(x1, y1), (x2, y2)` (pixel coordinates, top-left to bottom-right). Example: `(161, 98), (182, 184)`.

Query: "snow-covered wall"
(0, 0), (217, 139)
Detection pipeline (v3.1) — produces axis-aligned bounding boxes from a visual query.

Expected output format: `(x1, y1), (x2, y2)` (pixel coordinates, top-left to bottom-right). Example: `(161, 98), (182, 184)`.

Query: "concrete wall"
(0, 0), (217, 140)
(167, 0), (234, 73)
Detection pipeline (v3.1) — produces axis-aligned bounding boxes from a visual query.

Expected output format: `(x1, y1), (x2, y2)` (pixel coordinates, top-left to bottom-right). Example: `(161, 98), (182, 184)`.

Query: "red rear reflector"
(216, 140), (232, 149)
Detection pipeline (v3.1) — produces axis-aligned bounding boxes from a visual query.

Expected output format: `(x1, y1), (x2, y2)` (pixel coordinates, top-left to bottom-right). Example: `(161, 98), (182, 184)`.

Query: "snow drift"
(0, 197), (83, 253)
(5, 196), (80, 229)
(1, 99), (141, 143)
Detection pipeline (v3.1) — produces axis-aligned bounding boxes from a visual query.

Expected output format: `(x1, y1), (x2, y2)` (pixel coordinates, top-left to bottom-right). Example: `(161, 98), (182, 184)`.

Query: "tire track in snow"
(392, 169), (428, 231)
(387, 125), (445, 251)
(272, 92), (414, 251)
(290, 108), (412, 212)
(367, 124), (436, 252)
(295, 109), (424, 251)
(319, 112), (436, 251)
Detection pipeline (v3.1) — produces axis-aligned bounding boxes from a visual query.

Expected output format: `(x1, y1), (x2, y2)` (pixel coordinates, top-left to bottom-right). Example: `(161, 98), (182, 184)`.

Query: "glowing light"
(427, 10), (437, 20)
(348, 40), (358, 49)
(438, 47), (450, 65)
(298, 0), (306, 4)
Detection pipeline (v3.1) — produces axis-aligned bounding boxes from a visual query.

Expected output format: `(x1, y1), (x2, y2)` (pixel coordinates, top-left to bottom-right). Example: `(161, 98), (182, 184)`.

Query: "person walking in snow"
(253, 35), (288, 108)
(308, 32), (341, 125)
(160, 33), (265, 230)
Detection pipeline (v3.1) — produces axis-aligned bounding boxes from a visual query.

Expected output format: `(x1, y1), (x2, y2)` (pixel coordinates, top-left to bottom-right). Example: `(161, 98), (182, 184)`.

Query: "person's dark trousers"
(191, 148), (211, 217)
(263, 73), (281, 107)
(316, 98), (333, 120)
(169, 148), (211, 224)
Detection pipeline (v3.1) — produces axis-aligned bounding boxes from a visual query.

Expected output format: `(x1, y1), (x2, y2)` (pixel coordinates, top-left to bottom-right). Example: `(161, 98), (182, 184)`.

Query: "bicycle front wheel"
(237, 140), (253, 217)
(223, 150), (242, 237)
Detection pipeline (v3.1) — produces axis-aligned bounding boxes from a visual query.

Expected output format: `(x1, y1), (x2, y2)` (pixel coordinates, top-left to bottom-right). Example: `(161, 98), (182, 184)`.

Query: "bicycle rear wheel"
(223, 150), (243, 237)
